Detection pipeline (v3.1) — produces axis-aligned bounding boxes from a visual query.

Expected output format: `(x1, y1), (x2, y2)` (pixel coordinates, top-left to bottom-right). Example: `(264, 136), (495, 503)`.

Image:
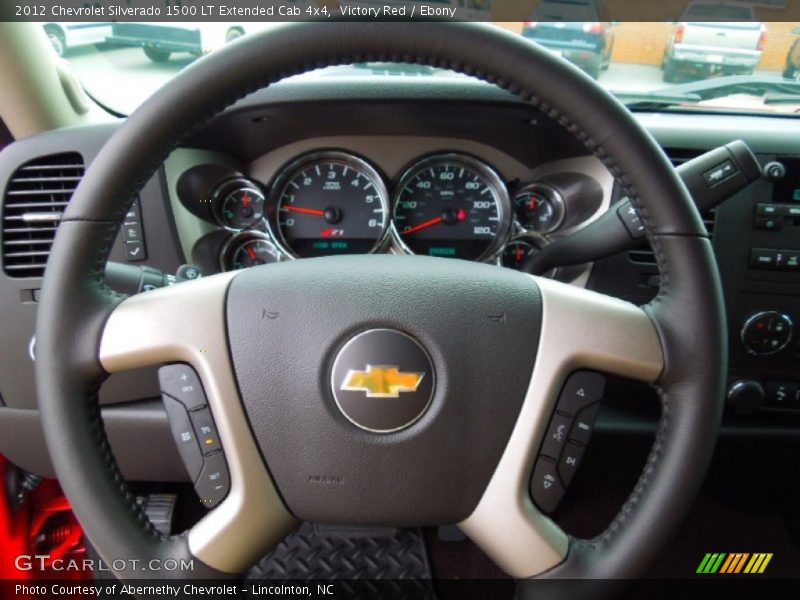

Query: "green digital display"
(793, 189), (800, 202)
(312, 241), (349, 251)
(429, 247), (457, 257)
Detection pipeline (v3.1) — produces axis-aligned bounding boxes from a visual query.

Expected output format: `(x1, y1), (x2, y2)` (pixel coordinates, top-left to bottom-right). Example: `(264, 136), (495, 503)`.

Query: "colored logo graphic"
(696, 553), (773, 574)
(341, 365), (424, 398)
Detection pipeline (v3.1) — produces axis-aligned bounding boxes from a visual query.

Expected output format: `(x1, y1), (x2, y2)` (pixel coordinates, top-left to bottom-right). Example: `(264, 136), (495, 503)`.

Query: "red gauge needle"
(242, 193), (251, 208)
(529, 197), (537, 210)
(516, 246), (523, 262)
(403, 216), (444, 236)
(283, 205), (325, 217)
(247, 246), (257, 260)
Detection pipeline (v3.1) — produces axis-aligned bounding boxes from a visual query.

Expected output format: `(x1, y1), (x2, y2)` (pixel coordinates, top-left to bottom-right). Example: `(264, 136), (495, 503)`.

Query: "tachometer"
(270, 152), (390, 258)
(392, 154), (510, 261)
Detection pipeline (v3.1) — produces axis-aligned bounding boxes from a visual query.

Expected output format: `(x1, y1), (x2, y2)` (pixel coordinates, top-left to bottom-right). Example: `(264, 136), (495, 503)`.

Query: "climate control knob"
(727, 380), (764, 416)
(740, 311), (793, 356)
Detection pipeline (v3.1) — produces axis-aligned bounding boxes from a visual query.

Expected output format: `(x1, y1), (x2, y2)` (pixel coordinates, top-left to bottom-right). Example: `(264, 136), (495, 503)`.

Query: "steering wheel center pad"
(229, 254), (541, 524)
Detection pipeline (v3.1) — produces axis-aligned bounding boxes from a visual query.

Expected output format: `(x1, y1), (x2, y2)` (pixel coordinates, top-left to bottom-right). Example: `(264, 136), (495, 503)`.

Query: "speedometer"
(392, 154), (510, 261)
(270, 151), (390, 258)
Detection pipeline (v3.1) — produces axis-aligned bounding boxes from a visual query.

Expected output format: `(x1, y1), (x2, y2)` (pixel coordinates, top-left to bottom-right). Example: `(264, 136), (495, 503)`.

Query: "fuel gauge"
(213, 179), (266, 230)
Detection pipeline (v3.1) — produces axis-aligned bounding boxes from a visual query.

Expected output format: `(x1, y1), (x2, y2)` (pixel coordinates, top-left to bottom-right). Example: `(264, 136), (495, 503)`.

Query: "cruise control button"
(162, 395), (203, 481)
(189, 408), (222, 455)
(530, 456), (564, 514)
(540, 413), (573, 459)
(556, 371), (605, 416)
(616, 201), (646, 240)
(195, 451), (230, 509)
(158, 364), (208, 411)
(569, 402), (600, 445)
(558, 441), (586, 487)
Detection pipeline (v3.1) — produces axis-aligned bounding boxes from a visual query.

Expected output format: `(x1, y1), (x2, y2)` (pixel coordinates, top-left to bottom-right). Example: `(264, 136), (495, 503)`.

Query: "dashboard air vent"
(2, 153), (84, 278)
(663, 147), (702, 168)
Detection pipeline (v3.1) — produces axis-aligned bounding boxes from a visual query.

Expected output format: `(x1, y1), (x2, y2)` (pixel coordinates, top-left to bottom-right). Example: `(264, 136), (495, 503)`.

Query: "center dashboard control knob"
(740, 311), (793, 356)
(726, 380), (764, 416)
(762, 161), (786, 182)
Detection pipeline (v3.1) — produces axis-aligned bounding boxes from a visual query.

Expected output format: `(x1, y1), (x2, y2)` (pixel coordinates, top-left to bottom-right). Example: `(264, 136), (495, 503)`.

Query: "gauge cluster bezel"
(177, 149), (600, 274)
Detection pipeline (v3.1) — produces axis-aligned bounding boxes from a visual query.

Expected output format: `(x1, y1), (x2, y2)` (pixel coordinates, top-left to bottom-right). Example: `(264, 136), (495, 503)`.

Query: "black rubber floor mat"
(246, 522), (435, 599)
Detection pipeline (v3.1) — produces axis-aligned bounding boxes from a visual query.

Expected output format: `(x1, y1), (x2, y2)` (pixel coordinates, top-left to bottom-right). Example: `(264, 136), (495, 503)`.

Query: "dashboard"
(1, 76), (800, 482)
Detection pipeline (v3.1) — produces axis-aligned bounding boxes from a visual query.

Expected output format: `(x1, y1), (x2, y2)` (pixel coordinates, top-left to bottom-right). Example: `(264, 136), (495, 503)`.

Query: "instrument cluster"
(176, 150), (604, 274)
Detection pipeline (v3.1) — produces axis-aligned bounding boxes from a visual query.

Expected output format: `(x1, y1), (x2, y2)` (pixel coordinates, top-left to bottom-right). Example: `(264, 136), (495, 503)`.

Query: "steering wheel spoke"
(460, 278), (664, 578)
(100, 272), (296, 573)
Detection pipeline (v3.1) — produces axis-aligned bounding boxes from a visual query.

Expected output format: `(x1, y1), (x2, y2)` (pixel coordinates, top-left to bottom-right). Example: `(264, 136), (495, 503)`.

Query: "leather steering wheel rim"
(35, 22), (726, 589)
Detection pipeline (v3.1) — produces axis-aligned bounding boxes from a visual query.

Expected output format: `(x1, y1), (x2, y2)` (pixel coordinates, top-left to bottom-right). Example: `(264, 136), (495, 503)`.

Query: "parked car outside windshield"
(55, 19), (800, 116)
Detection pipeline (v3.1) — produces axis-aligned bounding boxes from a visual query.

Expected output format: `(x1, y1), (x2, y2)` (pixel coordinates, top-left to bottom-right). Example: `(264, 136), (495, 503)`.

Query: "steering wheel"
(35, 22), (726, 591)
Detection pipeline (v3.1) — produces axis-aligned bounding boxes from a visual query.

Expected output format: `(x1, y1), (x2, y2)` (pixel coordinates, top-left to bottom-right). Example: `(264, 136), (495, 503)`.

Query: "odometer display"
(270, 152), (390, 258)
(392, 154), (510, 261)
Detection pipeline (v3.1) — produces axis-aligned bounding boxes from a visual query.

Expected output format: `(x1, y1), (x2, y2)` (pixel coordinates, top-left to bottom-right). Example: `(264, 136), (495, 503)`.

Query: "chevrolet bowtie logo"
(340, 365), (425, 398)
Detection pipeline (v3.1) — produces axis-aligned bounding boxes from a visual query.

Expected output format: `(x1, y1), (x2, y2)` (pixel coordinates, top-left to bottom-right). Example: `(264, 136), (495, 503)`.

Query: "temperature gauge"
(513, 184), (565, 234)
(221, 232), (282, 272)
(501, 238), (557, 278)
(213, 179), (266, 230)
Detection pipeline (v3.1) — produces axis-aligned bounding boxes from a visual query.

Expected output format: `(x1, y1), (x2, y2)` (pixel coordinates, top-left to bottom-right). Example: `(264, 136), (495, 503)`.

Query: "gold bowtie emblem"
(341, 365), (424, 398)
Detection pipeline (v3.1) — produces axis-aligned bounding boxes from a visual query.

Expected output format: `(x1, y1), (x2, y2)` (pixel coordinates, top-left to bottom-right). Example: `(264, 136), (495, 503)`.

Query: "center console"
(717, 157), (800, 414)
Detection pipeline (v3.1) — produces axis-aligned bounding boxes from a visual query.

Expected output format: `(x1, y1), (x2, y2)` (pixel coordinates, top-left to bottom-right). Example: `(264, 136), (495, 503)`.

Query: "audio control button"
(540, 413), (573, 460)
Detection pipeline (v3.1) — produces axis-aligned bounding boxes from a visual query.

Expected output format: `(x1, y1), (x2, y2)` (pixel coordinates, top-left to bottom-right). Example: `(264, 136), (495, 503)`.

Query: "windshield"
(53, 19), (800, 116)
